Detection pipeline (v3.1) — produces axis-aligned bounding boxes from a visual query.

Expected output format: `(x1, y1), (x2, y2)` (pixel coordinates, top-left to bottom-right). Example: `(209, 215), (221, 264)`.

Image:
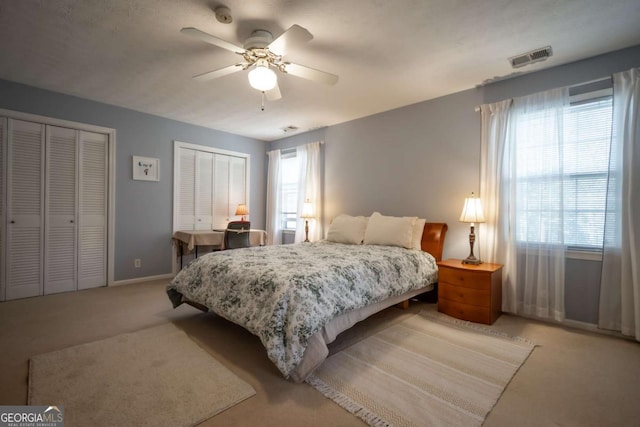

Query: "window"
(280, 151), (299, 230)
(514, 92), (613, 249)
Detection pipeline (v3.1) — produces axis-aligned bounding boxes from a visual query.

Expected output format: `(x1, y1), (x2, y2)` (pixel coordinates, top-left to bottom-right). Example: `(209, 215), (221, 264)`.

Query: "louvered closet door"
(44, 126), (78, 294)
(6, 119), (45, 300)
(178, 148), (196, 230)
(212, 155), (247, 228)
(77, 131), (107, 290)
(229, 156), (247, 220)
(195, 151), (213, 230)
(174, 144), (249, 234)
(213, 154), (230, 229)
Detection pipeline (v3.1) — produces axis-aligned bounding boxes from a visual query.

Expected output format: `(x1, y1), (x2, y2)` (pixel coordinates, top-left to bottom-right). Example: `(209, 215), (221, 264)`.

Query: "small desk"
(172, 229), (267, 268)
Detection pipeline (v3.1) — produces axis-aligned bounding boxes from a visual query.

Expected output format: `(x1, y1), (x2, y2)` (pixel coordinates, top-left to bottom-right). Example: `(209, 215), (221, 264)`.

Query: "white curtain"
(265, 149), (282, 245)
(599, 68), (640, 340)
(295, 141), (322, 243)
(479, 100), (515, 312)
(510, 88), (569, 322)
(480, 88), (569, 322)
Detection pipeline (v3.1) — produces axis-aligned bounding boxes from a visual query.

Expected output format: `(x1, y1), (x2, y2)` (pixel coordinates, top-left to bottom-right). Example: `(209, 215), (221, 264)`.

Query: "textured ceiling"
(1, 0), (639, 141)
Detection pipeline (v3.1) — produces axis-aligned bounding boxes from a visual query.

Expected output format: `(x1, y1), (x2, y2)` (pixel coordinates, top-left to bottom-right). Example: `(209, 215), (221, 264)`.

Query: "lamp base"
(303, 219), (310, 243)
(463, 223), (481, 265)
(462, 256), (482, 265)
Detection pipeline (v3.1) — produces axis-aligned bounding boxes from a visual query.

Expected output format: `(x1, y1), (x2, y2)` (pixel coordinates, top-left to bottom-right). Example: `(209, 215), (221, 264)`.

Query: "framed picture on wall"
(133, 156), (159, 181)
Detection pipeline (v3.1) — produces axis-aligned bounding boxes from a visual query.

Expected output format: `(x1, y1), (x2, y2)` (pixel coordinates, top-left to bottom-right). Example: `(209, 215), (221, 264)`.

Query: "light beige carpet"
(28, 323), (255, 427)
(308, 311), (536, 427)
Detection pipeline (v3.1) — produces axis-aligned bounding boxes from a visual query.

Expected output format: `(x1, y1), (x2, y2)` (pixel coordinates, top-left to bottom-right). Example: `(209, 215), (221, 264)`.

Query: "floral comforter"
(167, 241), (438, 378)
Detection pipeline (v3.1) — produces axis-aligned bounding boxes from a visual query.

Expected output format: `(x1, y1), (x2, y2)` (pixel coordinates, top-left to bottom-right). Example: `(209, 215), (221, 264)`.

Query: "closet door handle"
(70, 220), (74, 223)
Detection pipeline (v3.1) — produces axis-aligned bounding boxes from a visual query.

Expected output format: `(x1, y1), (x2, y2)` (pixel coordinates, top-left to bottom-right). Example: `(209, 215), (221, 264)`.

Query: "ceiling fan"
(181, 24), (339, 101)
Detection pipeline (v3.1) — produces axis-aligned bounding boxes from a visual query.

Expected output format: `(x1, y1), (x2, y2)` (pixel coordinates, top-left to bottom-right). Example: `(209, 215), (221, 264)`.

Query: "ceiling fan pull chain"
(261, 91), (265, 111)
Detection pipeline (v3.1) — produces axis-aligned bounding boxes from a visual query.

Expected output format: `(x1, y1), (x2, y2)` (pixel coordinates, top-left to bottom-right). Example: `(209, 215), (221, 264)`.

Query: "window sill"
(566, 250), (602, 262)
(515, 243), (603, 262)
(283, 229), (296, 234)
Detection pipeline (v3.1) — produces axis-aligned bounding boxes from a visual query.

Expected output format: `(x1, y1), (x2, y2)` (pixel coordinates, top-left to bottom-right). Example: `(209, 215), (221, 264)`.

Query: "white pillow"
(363, 212), (417, 249)
(412, 218), (427, 250)
(326, 214), (369, 244)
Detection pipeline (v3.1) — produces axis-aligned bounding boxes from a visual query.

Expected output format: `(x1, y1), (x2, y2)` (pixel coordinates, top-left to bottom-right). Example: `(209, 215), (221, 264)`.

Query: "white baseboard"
(563, 318), (599, 331)
(508, 311), (631, 340)
(563, 318), (631, 339)
(111, 273), (175, 287)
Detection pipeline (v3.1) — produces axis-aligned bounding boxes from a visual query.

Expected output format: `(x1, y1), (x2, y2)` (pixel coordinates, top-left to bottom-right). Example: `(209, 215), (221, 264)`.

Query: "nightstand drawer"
(439, 267), (491, 290)
(439, 282), (490, 306)
(438, 298), (491, 324)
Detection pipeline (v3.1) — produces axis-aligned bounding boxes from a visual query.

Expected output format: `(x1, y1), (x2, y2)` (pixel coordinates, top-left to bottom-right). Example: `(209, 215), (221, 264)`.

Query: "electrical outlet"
(134, 259), (141, 268)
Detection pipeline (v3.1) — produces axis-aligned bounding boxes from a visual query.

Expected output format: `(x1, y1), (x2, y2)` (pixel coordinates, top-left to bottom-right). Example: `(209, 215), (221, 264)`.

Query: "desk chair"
(224, 221), (251, 249)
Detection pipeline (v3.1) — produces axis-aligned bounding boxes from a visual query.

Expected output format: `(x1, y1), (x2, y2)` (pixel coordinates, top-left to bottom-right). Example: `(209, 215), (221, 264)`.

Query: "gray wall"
(0, 79), (266, 281)
(269, 45), (640, 323)
(270, 83), (484, 260)
(3, 43), (639, 320)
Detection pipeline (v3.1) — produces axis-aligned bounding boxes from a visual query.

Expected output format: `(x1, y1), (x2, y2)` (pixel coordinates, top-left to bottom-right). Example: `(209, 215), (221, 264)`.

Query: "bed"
(167, 218), (447, 382)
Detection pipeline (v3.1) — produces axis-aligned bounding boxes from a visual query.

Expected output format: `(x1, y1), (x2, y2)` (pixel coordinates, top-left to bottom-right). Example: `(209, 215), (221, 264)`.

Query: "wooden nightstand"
(437, 259), (503, 325)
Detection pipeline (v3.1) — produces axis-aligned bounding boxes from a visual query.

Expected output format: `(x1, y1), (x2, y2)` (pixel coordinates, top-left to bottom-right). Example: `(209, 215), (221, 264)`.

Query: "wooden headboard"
(421, 222), (448, 261)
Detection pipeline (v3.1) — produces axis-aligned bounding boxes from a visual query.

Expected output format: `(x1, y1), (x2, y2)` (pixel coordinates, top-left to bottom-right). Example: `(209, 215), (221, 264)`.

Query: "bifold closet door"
(44, 126), (78, 294)
(77, 131), (107, 290)
(195, 151), (213, 230)
(33, 128), (107, 293)
(174, 145), (248, 232)
(2, 119), (108, 300)
(212, 154), (246, 229)
(6, 119), (45, 300)
(228, 156), (246, 222)
(177, 148), (196, 230)
(213, 154), (230, 229)
(176, 148), (218, 231)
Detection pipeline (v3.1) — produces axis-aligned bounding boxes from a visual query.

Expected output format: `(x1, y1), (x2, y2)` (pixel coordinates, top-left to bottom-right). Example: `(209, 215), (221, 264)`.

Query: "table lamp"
(300, 200), (315, 242)
(459, 192), (485, 265)
(235, 204), (249, 222)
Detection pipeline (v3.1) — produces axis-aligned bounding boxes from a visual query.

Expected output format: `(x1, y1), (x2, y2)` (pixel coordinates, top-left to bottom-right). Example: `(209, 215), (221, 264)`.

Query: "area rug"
(307, 311), (535, 427)
(29, 323), (255, 427)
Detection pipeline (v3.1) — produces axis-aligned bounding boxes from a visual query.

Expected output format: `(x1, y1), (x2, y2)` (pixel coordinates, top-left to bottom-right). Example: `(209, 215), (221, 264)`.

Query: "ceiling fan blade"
(268, 24), (313, 56)
(283, 63), (339, 86)
(265, 84), (282, 101)
(193, 63), (246, 82)
(181, 27), (245, 54)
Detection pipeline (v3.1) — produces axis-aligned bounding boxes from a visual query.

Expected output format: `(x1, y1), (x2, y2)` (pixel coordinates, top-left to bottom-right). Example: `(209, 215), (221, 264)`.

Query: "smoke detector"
(509, 46), (553, 69)
(282, 125), (299, 133)
(214, 7), (232, 24)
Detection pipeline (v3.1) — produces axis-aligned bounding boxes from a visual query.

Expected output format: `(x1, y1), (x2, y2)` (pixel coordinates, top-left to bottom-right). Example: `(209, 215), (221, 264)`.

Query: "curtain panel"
(479, 100), (514, 311)
(295, 141), (323, 243)
(265, 149), (282, 245)
(599, 67), (640, 341)
(480, 88), (569, 322)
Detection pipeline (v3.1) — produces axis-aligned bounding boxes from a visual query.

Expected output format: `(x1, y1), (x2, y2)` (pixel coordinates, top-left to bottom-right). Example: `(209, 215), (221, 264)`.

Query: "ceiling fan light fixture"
(248, 61), (277, 91)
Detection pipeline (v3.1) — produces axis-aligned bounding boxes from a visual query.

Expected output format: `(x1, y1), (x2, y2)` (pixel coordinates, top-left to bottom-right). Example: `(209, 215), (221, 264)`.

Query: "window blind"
(514, 96), (613, 249)
(280, 153), (299, 230)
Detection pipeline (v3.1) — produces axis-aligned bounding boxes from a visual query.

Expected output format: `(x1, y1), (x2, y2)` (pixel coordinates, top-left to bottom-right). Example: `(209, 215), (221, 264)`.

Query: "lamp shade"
(301, 200), (315, 219)
(459, 193), (485, 224)
(235, 203), (249, 216)
(248, 61), (277, 91)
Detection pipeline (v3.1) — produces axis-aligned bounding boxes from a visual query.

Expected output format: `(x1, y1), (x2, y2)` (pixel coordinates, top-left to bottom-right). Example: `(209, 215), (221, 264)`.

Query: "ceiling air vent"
(509, 46), (553, 69)
(282, 125), (299, 133)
